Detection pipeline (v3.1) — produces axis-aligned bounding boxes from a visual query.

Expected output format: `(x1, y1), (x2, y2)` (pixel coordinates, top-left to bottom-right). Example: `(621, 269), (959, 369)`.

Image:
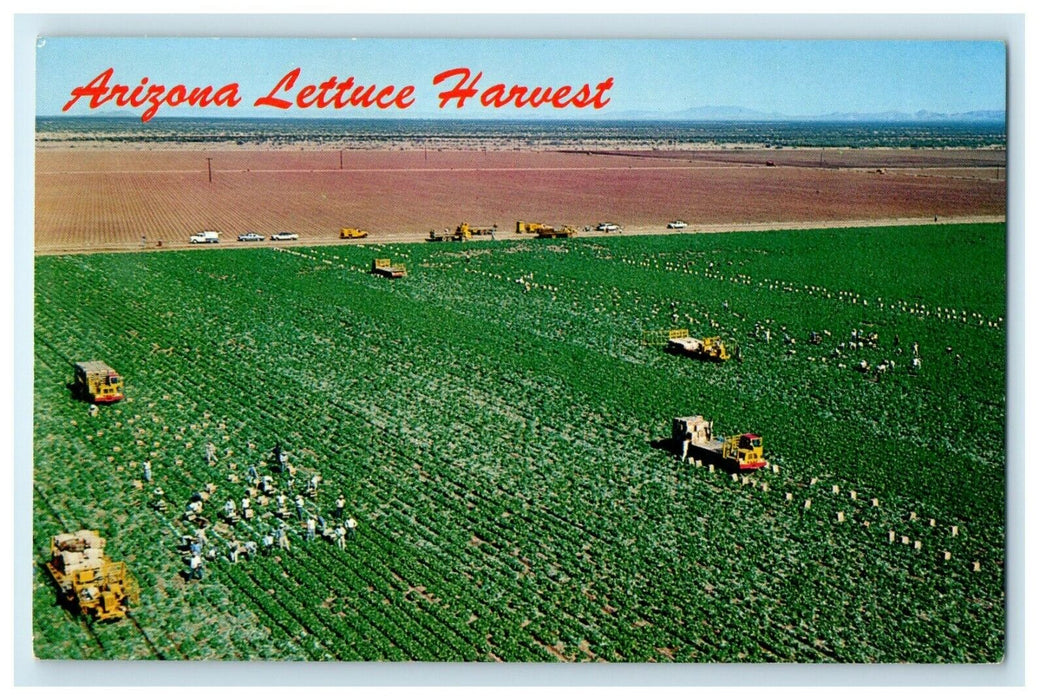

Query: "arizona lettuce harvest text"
(62, 67), (616, 122)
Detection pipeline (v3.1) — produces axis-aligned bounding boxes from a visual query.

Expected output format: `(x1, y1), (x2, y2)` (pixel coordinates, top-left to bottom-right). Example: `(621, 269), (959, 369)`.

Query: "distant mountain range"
(615, 106), (1006, 123)
(43, 107), (1007, 123)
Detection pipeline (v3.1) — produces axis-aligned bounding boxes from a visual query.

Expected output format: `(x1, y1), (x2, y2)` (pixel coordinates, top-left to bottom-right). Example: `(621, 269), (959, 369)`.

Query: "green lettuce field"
(33, 223), (1006, 662)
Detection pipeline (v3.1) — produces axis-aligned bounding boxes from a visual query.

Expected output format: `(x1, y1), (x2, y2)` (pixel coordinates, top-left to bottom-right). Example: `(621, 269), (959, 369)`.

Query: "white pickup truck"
(190, 231), (221, 244)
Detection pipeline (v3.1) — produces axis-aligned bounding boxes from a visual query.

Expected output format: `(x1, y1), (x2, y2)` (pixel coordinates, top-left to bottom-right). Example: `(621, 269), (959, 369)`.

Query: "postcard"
(29, 33), (1009, 671)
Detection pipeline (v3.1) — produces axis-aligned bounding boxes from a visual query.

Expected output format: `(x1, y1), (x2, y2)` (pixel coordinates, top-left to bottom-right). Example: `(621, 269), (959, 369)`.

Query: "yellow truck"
(74, 361), (125, 403)
(340, 228), (368, 239)
(45, 530), (139, 621)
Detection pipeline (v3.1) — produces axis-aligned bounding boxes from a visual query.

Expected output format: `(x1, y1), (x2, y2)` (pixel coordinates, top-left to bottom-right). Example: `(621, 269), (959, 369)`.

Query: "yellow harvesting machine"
(371, 258), (407, 278)
(340, 228), (369, 239)
(455, 222), (497, 239)
(45, 530), (139, 621)
(673, 416), (767, 471)
(516, 221), (578, 238)
(643, 329), (732, 362)
(74, 361), (125, 403)
(666, 333), (731, 362)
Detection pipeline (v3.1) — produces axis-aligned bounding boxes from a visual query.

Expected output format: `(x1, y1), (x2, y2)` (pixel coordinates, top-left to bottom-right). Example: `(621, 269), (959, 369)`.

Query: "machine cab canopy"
(740, 433), (762, 448)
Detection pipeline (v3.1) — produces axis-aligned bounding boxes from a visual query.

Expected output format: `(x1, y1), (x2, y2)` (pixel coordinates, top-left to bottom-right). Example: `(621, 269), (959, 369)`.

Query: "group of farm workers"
(181, 440), (359, 582)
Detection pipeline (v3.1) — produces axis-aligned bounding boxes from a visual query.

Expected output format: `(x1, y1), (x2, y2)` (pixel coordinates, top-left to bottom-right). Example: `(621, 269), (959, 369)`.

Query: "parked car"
(271, 232), (299, 241)
(237, 232), (264, 242)
(667, 220), (688, 229)
(595, 222), (621, 232)
(189, 231), (220, 244)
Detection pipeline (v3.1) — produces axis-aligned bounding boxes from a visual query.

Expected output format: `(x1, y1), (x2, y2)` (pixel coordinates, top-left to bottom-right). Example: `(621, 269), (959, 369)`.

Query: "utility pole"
(206, 157), (213, 183)
(340, 150), (343, 170)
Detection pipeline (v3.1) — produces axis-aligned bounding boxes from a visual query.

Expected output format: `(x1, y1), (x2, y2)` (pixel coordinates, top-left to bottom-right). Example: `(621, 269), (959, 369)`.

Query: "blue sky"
(36, 37), (1006, 119)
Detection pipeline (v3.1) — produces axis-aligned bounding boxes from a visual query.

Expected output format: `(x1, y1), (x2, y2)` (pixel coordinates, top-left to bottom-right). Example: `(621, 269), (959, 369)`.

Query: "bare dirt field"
(35, 148), (1006, 254)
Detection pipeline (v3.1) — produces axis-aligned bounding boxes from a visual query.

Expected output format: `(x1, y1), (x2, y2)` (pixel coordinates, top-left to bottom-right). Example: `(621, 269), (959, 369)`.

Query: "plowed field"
(35, 148), (1006, 253)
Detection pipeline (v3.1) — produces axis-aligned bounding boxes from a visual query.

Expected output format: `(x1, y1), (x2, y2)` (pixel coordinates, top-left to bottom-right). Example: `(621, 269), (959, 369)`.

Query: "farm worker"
(335, 495), (346, 519)
(309, 473), (321, 493)
(276, 493), (287, 511)
(306, 518), (317, 541)
(241, 496), (251, 517)
(894, 334), (900, 347)
(244, 541), (258, 560)
(347, 517), (358, 539)
(206, 442), (217, 465)
(228, 542), (239, 563)
(912, 357), (922, 371)
(680, 435), (689, 462)
(764, 329), (770, 343)
(88, 404), (99, 417)
(195, 527), (208, 545)
(273, 441), (290, 474)
(336, 526), (347, 550)
(262, 532), (274, 552)
(223, 499), (235, 519)
(189, 539), (202, 557)
(277, 526), (290, 550)
(248, 464), (259, 484)
(189, 554), (203, 580)
(912, 342), (920, 357)
(142, 461), (152, 483)
(317, 515), (326, 531)
(261, 475), (274, 494)
(295, 494), (306, 520)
